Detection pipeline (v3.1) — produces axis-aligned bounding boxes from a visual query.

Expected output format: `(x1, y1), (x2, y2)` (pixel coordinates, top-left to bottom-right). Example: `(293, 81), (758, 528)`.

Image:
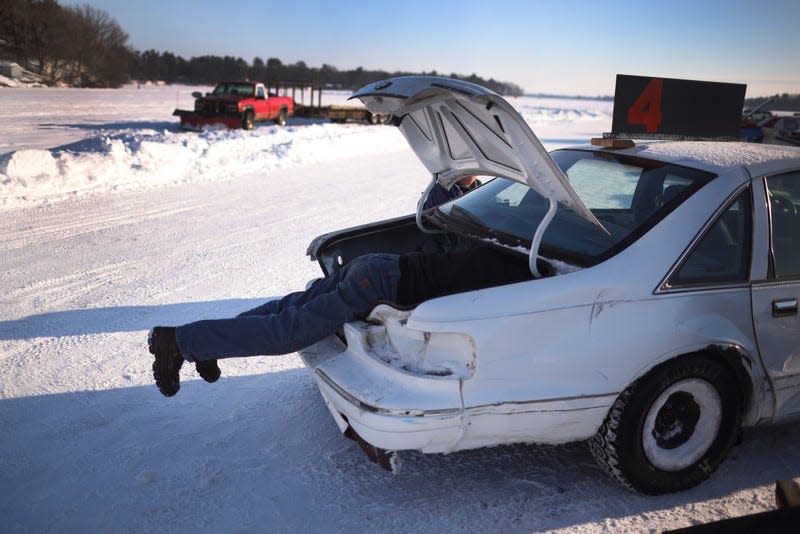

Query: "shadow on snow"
(1, 375), (797, 532)
(1, 314), (799, 531)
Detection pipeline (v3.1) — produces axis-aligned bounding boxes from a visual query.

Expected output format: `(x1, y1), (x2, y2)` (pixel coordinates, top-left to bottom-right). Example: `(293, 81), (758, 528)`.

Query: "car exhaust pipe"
(776, 479), (800, 510)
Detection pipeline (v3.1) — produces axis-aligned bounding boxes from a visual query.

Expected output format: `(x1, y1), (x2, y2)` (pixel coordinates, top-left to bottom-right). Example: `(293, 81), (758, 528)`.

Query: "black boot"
(148, 327), (184, 397)
(195, 359), (221, 383)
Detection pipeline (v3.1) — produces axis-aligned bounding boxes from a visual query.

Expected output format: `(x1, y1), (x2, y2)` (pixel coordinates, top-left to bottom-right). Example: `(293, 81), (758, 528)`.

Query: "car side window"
(257, 86), (265, 99)
(767, 172), (800, 278)
(668, 189), (752, 287)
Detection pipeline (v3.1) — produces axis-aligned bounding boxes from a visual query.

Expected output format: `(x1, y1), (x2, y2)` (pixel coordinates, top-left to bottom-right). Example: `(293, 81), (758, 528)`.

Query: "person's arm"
(423, 183), (456, 210)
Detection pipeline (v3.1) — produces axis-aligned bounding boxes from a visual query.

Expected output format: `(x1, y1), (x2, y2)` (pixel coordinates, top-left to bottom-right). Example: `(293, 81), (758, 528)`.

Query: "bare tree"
(65, 4), (132, 87)
(0, 0), (132, 87)
(0, 0), (62, 71)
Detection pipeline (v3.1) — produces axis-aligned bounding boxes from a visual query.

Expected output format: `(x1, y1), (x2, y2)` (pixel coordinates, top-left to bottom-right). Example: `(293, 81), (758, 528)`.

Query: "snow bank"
(0, 86), (613, 210)
(0, 123), (407, 209)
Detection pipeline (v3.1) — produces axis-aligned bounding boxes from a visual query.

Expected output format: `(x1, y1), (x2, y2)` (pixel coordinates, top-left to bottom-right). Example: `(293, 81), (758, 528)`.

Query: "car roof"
(568, 141), (800, 174)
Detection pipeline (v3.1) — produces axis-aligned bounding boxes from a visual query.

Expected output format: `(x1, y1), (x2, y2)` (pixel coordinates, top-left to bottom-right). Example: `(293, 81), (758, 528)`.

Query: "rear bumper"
(300, 323), (616, 454)
(299, 328), (465, 453)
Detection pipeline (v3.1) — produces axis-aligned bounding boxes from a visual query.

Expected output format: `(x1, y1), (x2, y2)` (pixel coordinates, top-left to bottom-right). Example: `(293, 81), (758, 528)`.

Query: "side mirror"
(191, 92), (202, 99)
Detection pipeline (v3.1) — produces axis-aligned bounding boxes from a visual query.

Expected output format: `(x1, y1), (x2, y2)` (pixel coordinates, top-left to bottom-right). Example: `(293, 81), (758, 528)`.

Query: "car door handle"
(772, 298), (798, 317)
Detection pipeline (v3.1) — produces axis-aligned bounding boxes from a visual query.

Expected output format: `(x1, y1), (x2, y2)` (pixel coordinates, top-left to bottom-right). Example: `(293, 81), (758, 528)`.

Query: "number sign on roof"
(609, 75), (746, 141)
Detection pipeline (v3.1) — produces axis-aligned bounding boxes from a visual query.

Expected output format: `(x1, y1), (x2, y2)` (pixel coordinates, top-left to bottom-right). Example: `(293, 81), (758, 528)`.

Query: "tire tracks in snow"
(0, 198), (200, 252)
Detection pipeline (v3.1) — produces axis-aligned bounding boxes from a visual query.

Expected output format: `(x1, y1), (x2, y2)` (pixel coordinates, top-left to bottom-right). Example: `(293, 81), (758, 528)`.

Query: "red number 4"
(627, 78), (663, 133)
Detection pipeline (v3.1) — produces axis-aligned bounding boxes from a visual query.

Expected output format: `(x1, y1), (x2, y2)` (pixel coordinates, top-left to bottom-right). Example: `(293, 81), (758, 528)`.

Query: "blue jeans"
(175, 253), (401, 362)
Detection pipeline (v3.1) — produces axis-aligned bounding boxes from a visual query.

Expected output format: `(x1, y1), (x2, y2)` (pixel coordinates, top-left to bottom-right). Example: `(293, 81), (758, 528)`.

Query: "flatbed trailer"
(327, 105), (384, 124)
(294, 104), (384, 124)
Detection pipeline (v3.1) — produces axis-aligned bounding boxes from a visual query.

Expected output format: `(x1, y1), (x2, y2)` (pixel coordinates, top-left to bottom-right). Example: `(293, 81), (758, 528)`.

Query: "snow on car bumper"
(299, 323), (617, 454)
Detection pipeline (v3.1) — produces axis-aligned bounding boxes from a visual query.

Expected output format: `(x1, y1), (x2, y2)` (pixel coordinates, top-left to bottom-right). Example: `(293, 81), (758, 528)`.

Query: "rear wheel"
(589, 357), (741, 494)
(242, 110), (254, 130)
(275, 108), (287, 126)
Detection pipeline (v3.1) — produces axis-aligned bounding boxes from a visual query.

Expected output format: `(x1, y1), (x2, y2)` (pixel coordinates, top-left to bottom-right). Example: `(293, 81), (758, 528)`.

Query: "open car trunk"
(306, 76), (616, 281)
(307, 214), (468, 276)
(306, 210), (558, 302)
(306, 212), (546, 281)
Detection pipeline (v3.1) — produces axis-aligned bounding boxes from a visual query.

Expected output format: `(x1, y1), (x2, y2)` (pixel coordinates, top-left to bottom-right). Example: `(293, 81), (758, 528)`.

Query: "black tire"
(589, 357), (741, 494)
(242, 110), (255, 130)
(275, 108), (287, 126)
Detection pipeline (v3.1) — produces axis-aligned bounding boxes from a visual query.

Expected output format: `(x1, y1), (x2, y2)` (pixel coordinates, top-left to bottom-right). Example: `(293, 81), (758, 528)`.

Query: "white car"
(301, 76), (800, 494)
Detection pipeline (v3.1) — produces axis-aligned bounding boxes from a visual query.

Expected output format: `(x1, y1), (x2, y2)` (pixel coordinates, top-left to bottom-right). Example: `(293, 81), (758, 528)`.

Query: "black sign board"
(609, 75), (746, 140)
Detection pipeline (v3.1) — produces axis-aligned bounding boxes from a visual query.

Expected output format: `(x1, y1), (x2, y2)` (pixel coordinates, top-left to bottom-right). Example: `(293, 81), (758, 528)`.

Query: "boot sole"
(149, 328), (181, 397)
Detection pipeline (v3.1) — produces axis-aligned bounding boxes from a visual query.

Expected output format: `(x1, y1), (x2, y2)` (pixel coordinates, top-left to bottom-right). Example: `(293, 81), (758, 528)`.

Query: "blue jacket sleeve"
(423, 183), (458, 210)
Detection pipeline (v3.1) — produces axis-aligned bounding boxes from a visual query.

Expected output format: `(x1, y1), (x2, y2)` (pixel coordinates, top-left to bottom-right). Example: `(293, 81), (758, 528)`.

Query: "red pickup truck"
(173, 81), (295, 130)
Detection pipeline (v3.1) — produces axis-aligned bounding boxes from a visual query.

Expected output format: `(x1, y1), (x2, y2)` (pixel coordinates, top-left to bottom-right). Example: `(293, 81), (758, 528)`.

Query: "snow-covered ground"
(1, 84), (798, 533)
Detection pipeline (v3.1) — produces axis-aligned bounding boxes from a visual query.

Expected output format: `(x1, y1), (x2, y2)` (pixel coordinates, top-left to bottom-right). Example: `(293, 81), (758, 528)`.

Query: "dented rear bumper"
(299, 325), (467, 455)
(300, 320), (617, 465)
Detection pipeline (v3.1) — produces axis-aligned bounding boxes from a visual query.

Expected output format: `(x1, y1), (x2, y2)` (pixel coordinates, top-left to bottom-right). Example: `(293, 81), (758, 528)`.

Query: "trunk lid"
(351, 76), (603, 229)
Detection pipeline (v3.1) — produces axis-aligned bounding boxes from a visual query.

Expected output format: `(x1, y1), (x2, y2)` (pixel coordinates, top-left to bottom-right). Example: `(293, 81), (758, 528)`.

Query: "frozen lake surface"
(1, 84), (797, 533)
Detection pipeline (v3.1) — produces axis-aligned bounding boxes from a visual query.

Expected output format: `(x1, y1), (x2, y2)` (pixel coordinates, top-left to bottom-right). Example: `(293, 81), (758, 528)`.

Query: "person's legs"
(173, 262), (362, 388)
(149, 254), (401, 396)
(235, 262), (357, 317)
(177, 254), (401, 360)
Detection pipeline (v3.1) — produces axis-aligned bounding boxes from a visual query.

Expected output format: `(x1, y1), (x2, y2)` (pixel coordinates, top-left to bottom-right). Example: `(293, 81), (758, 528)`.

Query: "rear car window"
(436, 149), (716, 266)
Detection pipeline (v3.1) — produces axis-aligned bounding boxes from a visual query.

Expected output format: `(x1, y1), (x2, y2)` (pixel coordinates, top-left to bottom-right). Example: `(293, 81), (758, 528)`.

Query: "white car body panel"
(302, 77), (800, 460)
(302, 167), (760, 449)
(747, 160), (800, 420)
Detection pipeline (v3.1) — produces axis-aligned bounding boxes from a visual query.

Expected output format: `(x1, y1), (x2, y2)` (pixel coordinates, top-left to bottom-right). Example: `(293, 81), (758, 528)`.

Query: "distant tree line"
(131, 51), (524, 96)
(0, 0), (515, 94)
(0, 0), (132, 87)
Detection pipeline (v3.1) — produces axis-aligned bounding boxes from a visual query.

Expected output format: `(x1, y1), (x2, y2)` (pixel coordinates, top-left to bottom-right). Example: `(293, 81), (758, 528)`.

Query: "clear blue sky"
(59, 0), (799, 97)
